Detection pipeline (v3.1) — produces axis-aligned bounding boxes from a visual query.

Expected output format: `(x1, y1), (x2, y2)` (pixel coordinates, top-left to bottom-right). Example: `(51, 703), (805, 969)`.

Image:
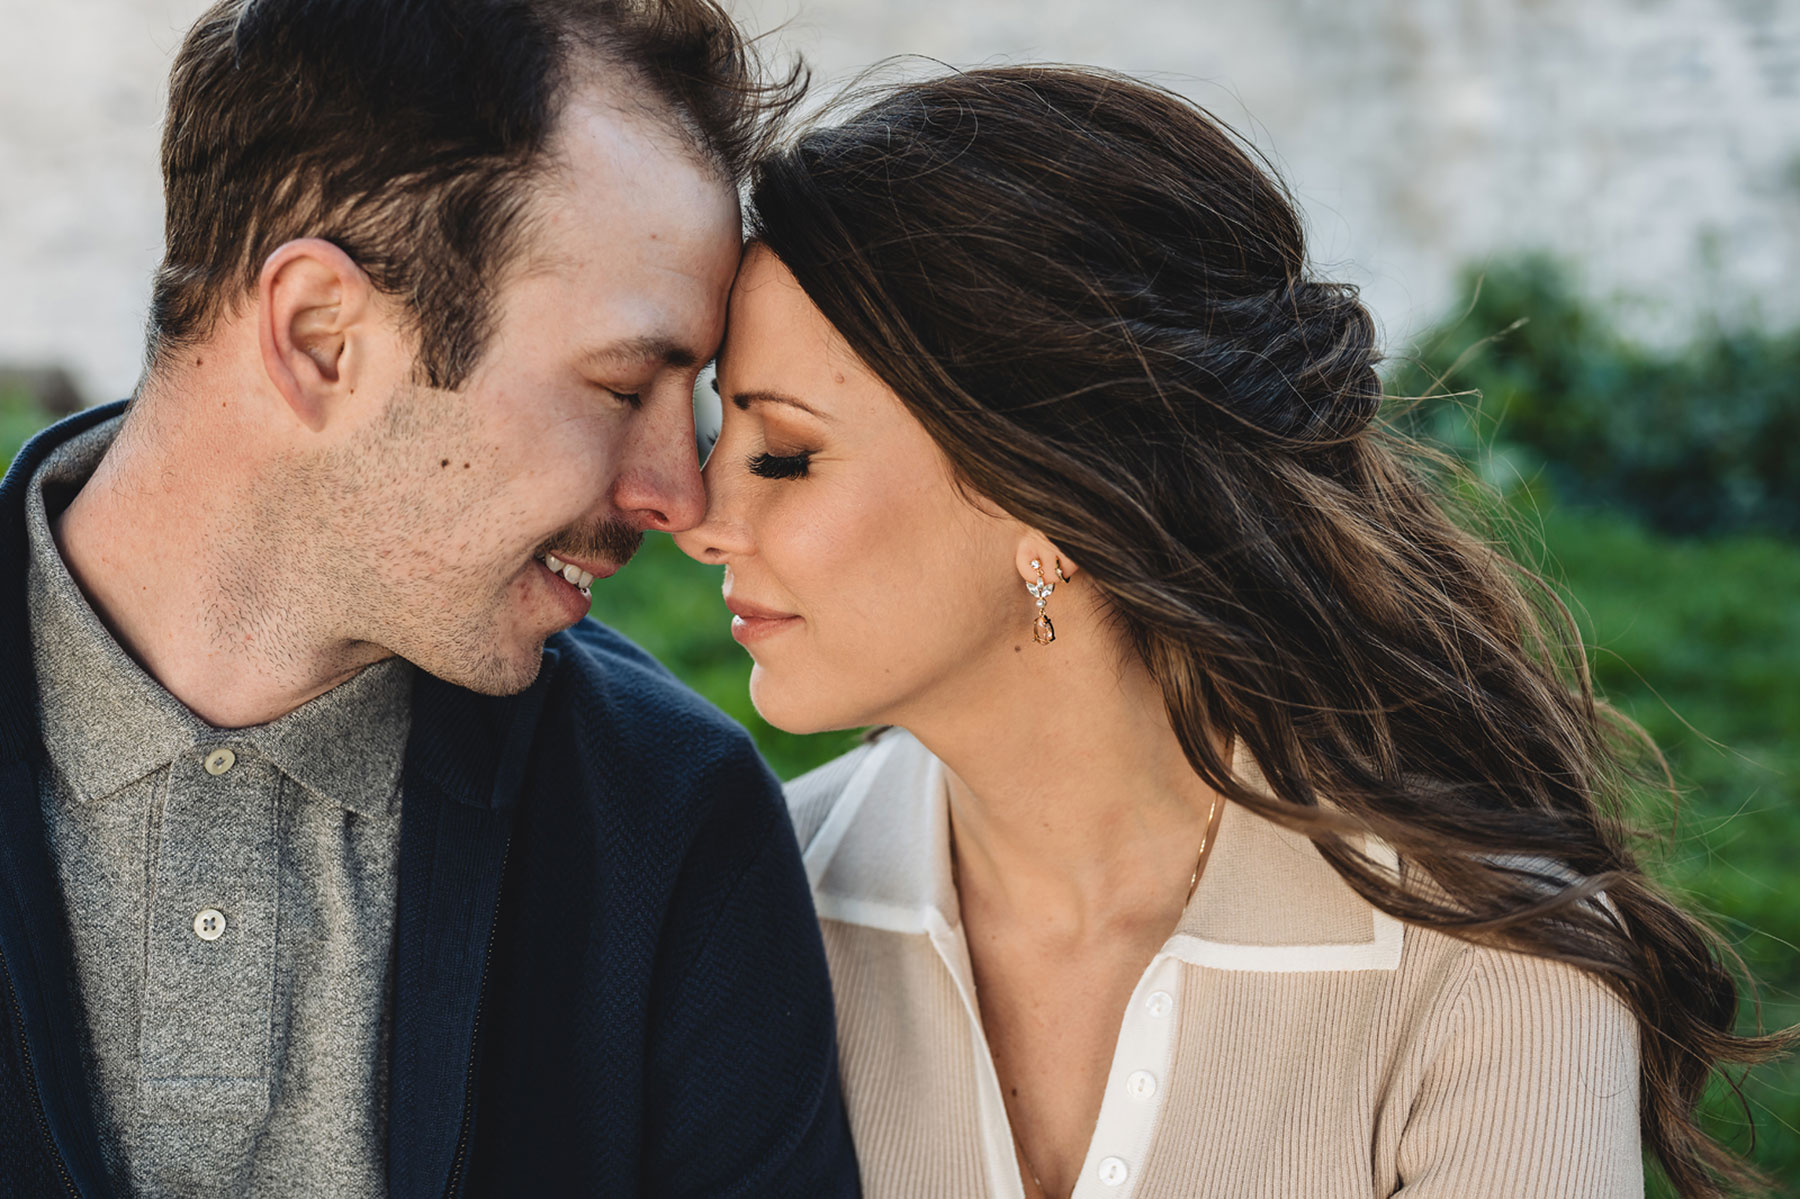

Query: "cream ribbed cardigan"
(786, 731), (1643, 1199)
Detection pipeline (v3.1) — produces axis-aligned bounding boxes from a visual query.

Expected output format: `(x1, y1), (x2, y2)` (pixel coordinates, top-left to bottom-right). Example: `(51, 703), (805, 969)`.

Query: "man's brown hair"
(151, 0), (802, 389)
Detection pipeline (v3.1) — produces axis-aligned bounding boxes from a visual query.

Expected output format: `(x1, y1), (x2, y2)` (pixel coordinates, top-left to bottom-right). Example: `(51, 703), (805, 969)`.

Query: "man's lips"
(533, 549), (619, 609)
(544, 550), (618, 583)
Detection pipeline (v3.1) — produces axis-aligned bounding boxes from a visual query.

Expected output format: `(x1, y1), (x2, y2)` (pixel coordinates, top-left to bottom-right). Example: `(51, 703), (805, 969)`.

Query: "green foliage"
(0, 387), (51, 468)
(1528, 507), (1800, 1192)
(1394, 255), (1800, 537)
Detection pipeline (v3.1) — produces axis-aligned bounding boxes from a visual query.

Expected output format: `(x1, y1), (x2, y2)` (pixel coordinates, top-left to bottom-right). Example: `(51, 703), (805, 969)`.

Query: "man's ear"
(257, 238), (378, 432)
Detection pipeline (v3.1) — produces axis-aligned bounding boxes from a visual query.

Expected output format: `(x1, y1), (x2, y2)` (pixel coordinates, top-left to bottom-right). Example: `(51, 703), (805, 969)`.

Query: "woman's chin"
(748, 663), (862, 738)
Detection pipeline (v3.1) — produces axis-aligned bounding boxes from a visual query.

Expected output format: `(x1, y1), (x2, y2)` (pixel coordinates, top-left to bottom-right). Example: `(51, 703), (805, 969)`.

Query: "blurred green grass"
(1522, 507), (1800, 1192)
(0, 386), (51, 461)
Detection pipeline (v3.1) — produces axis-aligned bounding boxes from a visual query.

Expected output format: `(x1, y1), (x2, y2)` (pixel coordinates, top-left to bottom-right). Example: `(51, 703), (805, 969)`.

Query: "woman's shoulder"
(1384, 926), (1641, 1189)
(1385, 889), (1638, 1101)
(1392, 858), (1632, 1001)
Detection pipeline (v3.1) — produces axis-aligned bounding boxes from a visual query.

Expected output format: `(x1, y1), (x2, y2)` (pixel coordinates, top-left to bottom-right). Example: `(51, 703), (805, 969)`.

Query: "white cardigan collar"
(802, 730), (1404, 973)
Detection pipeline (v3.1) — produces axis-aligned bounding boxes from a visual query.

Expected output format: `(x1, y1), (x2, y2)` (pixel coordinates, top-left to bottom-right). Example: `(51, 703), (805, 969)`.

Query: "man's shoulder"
(549, 616), (679, 692)
(548, 617), (740, 734)
(537, 616), (768, 796)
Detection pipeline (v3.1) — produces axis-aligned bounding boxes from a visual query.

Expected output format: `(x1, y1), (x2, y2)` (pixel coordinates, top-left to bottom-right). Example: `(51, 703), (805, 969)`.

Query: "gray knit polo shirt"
(26, 416), (412, 1197)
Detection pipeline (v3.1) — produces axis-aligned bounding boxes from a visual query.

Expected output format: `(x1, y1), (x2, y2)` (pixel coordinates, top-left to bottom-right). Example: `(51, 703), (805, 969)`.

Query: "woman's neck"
(903, 638), (1225, 938)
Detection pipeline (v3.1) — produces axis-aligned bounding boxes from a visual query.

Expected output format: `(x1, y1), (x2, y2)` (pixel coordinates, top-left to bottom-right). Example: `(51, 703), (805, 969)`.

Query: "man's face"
(320, 89), (741, 694)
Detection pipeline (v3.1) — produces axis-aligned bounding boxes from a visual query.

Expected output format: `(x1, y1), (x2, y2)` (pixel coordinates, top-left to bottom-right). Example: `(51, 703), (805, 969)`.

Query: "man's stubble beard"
(423, 511), (645, 696)
(265, 380), (522, 695)
(305, 380), (649, 697)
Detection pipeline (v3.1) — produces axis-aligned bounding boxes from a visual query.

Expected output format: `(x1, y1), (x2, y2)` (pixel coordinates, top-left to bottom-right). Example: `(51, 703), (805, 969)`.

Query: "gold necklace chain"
(1184, 793), (1222, 904)
(988, 794), (1222, 1199)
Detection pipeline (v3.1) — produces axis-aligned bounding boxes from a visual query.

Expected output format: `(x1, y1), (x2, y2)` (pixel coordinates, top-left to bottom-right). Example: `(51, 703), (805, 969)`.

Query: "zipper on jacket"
(441, 841), (509, 1199)
(0, 942), (81, 1198)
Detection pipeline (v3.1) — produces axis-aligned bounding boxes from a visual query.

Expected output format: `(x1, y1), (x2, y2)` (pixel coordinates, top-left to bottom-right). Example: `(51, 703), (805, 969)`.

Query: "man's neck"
(52, 409), (386, 729)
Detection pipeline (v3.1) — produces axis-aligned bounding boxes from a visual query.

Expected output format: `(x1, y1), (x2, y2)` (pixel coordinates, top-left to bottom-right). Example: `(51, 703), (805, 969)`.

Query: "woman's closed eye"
(747, 449), (812, 480)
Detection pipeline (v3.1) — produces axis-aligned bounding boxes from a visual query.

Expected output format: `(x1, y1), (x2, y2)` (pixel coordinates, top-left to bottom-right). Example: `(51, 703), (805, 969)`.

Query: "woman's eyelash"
(747, 450), (812, 480)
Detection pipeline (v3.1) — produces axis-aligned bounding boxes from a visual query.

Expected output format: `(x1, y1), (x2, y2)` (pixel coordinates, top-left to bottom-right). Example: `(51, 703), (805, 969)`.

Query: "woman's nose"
(672, 456), (748, 565)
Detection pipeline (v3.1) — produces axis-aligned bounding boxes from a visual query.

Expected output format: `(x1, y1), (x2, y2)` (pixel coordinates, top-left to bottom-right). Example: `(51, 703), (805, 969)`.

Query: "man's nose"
(612, 399), (708, 533)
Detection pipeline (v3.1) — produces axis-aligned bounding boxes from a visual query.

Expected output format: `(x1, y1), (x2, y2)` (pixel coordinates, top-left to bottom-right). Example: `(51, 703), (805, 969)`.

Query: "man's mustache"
(543, 518), (644, 571)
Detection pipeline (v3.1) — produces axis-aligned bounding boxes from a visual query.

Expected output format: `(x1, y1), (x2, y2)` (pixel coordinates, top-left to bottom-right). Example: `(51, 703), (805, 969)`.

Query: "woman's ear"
(1014, 538), (1079, 584)
(256, 237), (377, 432)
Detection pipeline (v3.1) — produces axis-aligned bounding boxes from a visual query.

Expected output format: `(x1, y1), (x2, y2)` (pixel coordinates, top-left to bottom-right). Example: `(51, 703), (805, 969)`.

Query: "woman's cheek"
(780, 491), (914, 722)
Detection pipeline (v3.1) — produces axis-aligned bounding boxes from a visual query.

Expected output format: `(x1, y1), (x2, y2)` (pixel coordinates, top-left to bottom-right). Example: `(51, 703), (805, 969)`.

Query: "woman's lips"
(723, 594), (802, 645)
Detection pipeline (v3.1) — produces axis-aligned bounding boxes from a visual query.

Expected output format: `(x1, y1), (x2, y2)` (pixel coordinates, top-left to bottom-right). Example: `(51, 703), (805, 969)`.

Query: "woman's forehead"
(720, 252), (893, 419)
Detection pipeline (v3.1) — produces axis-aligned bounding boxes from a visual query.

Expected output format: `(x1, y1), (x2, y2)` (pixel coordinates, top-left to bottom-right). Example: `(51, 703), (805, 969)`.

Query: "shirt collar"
(804, 729), (1403, 972)
(804, 730), (960, 935)
(243, 659), (413, 818)
(24, 416), (413, 819)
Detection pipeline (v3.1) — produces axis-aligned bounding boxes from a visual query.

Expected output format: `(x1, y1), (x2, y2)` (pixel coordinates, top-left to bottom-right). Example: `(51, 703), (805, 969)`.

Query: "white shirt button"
(1126, 1069), (1158, 1099)
(1098, 1156), (1130, 1186)
(193, 909), (226, 941)
(203, 748), (236, 776)
(1145, 990), (1174, 1018)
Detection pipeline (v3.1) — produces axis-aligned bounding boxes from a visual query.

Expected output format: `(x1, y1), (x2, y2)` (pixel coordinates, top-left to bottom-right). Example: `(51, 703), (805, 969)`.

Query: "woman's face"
(673, 246), (1032, 735)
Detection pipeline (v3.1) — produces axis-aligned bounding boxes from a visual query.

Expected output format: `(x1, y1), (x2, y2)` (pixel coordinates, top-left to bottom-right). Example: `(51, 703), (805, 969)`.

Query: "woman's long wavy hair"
(749, 64), (1792, 1197)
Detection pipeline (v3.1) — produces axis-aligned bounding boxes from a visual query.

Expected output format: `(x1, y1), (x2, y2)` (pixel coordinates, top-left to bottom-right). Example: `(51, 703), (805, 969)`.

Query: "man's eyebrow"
(579, 336), (700, 372)
(731, 389), (831, 420)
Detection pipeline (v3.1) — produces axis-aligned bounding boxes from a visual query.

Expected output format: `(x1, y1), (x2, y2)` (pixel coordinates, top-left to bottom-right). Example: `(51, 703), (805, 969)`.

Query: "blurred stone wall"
(3, 0), (1796, 405)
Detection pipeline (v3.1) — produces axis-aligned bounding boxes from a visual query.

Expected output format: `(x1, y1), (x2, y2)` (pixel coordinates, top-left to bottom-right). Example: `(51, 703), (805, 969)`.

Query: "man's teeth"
(540, 554), (594, 595)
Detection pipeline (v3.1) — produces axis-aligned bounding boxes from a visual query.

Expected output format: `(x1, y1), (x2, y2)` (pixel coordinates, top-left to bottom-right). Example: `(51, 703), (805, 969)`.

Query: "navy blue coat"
(0, 404), (860, 1197)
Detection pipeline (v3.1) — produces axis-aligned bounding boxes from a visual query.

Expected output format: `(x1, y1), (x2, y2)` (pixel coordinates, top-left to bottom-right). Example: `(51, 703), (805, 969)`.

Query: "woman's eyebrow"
(731, 389), (832, 420)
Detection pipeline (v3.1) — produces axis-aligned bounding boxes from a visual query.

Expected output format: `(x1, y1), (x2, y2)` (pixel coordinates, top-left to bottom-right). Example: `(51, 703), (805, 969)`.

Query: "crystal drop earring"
(1026, 558), (1056, 645)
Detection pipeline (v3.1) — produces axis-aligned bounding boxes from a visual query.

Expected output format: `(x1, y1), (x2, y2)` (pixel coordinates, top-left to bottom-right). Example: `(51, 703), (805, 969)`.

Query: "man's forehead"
(486, 82), (741, 370)
(565, 61), (729, 180)
(512, 97), (741, 277)
(551, 76), (733, 198)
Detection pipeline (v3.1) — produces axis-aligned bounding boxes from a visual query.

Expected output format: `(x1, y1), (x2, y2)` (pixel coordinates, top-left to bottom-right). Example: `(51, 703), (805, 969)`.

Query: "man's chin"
(410, 638), (551, 697)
